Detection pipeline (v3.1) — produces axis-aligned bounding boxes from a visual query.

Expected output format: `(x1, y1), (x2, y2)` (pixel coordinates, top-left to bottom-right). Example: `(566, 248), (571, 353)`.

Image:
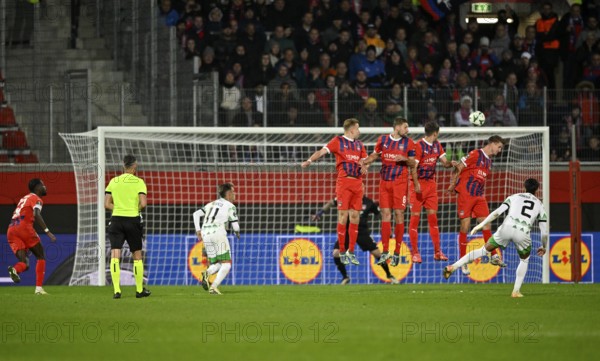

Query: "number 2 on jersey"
(520, 200), (535, 218)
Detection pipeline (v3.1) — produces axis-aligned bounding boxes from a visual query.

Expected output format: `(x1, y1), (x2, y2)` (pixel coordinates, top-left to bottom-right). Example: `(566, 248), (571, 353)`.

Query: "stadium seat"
(0, 105), (16, 127)
(14, 153), (39, 163)
(0, 154), (9, 163)
(1, 130), (29, 149)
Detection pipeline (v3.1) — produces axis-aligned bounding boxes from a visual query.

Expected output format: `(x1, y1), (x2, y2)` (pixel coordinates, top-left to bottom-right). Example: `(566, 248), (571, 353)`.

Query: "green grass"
(1, 284), (599, 361)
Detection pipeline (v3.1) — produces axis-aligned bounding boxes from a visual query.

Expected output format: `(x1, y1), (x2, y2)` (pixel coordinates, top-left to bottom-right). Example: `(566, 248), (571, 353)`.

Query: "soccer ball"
(469, 111), (485, 126)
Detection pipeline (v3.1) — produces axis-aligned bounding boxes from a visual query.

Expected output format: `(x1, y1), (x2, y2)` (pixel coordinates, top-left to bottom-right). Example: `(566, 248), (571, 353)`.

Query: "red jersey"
(414, 138), (445, 181)
(325, 135), (368, 179)
(9, 193), (42, 229)
(456, 149), (492, 196)
(374, 134), (415, 181)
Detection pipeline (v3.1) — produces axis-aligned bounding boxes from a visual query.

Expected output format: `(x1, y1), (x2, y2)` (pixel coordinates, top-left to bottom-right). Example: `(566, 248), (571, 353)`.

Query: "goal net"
(60, 126), (549, 286)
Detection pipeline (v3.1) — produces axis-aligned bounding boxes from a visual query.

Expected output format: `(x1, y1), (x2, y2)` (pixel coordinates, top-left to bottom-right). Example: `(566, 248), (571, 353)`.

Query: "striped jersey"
(456, 149), (492, 196)
(500, 193), (548, 233)
(414, 138), (445, 181)
(374, 134), (416, 181)
(324, 135), (368, 179)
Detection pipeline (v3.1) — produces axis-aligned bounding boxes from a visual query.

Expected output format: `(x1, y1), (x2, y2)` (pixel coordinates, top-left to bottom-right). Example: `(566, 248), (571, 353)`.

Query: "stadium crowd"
(158, 0), (600, 161)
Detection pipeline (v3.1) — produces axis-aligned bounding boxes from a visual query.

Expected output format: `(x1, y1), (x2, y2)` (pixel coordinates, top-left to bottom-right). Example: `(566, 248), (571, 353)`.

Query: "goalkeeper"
(312, 190), (398, 285)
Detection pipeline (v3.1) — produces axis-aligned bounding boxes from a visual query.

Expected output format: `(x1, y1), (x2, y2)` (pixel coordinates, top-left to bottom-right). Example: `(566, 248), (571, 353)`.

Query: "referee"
(105, 155), (150, 299)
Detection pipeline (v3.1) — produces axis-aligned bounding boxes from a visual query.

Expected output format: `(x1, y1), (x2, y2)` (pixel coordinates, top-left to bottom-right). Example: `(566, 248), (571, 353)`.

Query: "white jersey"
(195, 198), (239, 236)
(501, 193), (547, 233)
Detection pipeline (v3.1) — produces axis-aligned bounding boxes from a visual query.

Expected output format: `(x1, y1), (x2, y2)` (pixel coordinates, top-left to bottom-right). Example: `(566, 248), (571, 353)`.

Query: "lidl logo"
(279, 239), (323, 284)
(371, 238), (412, 282)
(188, 241), (208, 282)
(465, 238), (501, 282)
(550, 237), (591, 281)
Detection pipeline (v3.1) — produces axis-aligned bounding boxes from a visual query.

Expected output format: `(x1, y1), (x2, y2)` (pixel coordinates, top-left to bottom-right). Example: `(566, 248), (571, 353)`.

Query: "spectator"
(438, 58), (456, 84)
(266, 25), (296, 56)
(232, 96), (262, 127)
(305, 28), (325, 67)
(454, 95), (473, 127)
(294, 12), (315, 50)
(493, 50), (517, 85)
(357, 97), (384, 127)
(199, 46), (219, 73)
(337, 81), (363, 123)
(239, 22), (266, 66)
(472, 37), (500, 77)
(518, 81), (544, 126)
(364, 23), (385, 55)
(298, 91), (327, 127)
(247, 53), (275, 88)
(461, 31), (476, 52)
(535, 1), (561, 90)
(231, 62), (245, 88)
(576, 15), (600, 49)
(439, 12), (462, 44)
(516, 52), (532, 87)
(306, 66), (325, 89)
(315, 75), (336, 123)
(159, 0), (180, 27)
(465, 17), (482, 47)
(334, 61), (349, 85)
(452, 71), (476, 109)
(393, 27), (409, 61)
(385, 49), (412, 86)
(444, 40), (460, 72)
(489, 24), (511, 57)
(486, 94), (517, 126)
(380, 5), (404, 41)
(434, 73), (454, 120)
(497, 5), (520, 39)
(561, 105), (583, 147)
(418, 30), (442, 69)
(264, 0), (294, 31)
(386, 82), (404, 107)
(353, 70), (371, 100)
(575, 32), (599, 84)
(573, 80), (600, 140)
(383, 103), (404, 126)
(206, 6), (223, 33)
(409, 80), (434, 125)
(268, 64), (298, 93)
(213, 26), (237, 66)
(582, 53), (600, 85)
(581, 135), (600, 161)
(417, 63), (437, 88)
(503, 72), (520, 112)
(331, 29), (355, 66)
(405, 45), (422, 81)
(321, 12), (344, 46)
(184, 38), (201, 60)
(349, 39), (368, 80)
(559, 3), (585, 88)
(523, 25), (537, 57)
(456, 43), (474, 74)
(318, 53), (336, 80)
(267, 41), (282, 67)
(219, 71), (242, 126)
(510, 33), (525, 58)
(268, 82), (299, 126)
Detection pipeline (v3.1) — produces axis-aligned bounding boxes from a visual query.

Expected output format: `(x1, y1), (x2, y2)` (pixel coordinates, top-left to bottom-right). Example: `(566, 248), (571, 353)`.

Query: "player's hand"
(360, 164), (369, 175)
(414, 181), (421, 194)
(301, 160), (312, 168)
(450, 161), (459, 167)
(537, 247), (546, 257)
(470, 227), (479, 236)
(235, 232), (241, 240)
(395, 155), (408, 163)
(47, 231), (57, 242)
(196, 231), (203, 242)
(446, 185), (455, 194)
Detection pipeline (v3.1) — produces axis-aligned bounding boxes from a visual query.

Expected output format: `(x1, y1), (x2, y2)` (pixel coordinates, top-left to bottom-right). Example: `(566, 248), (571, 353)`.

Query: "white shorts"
(489, 224), (532, 256)
(202, 232), (231, 262)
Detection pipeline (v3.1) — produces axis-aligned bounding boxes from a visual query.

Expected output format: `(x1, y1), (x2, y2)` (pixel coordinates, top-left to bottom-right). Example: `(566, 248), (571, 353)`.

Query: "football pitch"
(1, 284), (598, 361)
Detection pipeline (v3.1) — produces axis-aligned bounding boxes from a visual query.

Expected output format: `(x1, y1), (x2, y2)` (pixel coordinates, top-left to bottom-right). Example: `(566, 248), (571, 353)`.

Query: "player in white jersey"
(192, 183), (240, 295)
(443, 179), (548, 297)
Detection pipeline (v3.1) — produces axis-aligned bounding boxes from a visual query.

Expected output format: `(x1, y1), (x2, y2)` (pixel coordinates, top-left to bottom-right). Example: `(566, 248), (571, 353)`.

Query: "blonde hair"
(343, 118), (360, 131)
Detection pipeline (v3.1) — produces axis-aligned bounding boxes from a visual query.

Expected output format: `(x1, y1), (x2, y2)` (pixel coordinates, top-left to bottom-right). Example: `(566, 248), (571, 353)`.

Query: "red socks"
(14, 262), (27, 273)
(337, 223), (347, 253)
(381, 221), (391, 253)
(459, 232), (468, 258)
(482, 229), (498, 256)
(428, 213), (441, 253)
(394, 223), (405, 254)
(36, 260), (46, 287)
(348, 223), (358, 252)
(409, 216), (420, 254)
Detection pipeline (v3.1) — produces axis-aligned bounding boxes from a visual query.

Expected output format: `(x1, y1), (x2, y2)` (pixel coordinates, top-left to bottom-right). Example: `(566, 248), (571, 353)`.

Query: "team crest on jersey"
(459, 210), (465, 217)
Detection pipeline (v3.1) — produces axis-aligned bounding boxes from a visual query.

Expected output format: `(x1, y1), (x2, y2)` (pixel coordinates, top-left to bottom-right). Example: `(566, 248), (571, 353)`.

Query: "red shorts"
(457, 191), (490, 219)
(379, 179), (409, 210)
(7, 225), (40, 254)
(409, 179), (438, 214)
(336, 177), (363, 211)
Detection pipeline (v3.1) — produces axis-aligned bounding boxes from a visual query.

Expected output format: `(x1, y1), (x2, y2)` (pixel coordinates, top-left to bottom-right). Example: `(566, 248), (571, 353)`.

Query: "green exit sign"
(471, 3), (492, 13)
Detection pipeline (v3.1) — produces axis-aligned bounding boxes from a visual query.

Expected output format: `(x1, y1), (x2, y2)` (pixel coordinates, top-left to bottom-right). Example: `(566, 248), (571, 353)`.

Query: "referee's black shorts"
(108, 216), (144, 252)
(333, 232), (378, 252)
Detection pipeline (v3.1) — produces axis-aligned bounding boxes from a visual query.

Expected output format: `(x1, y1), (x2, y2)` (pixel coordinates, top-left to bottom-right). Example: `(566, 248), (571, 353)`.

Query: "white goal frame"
(89, 126), (550, 286)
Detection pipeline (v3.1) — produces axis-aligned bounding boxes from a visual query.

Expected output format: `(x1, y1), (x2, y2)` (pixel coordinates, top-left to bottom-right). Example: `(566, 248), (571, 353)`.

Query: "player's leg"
(332, 247), (349, 284)
(423, 183), (446, 261)
(344, 180), (362, 265)
(474, 198), (503, 266)
(512, 236), (533, 297)
(126, 219), (150, 298)
(390, 181), (408, 266)
(369, 247), (397, 284)
(29, 242), (48, 294)
(202, 234), (221, 290)
(444, 241), (498, 279)
(7, 229), (29, 283)
(336, 179), (351, 254)
(209, 235), (232, 294)
(108, 218), (125, 297)
(379, 181), (393, 255)
(408, 183), (422, 263)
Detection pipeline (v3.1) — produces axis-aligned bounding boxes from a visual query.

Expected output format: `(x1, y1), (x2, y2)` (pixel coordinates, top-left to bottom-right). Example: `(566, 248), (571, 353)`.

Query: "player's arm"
(470, 202), (509, 235)
(34, 207), (56, 241)
(138, 181), (148, 211)
(104, 193), (114, 211)
(446, 159), (465, 193)
(438, 154), (454, 168)
(302, 147), (329, 168)
(193, 208), (205, 240)
(229, 206), (240, 239)
(312, 198), (336, 221)
(409, 157), (421, 193)
(362, 151), (380, 166)
(537, 207), (549, 256)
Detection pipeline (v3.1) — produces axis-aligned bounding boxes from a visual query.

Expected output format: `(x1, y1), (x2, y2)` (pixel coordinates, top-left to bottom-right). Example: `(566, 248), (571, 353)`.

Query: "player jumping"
(447, 135), (507, 275)
(408, 121), (454, 263)
(302, 118), (368, 266)
(6, 178), (57, 295)
(444, 178), (548, 297)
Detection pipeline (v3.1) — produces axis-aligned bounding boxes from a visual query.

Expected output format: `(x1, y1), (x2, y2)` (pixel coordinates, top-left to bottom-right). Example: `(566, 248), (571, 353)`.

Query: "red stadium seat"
(0, 154), (9, 163)
(14, 153), (39, 163)
(2, 130), (28, 149)
(0, 106), (16, 127)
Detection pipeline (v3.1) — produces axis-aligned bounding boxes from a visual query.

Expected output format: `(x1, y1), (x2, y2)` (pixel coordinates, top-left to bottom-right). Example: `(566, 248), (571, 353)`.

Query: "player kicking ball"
(193, 183), (240, 295)
(6, 179), (56, 295)
(443, 179), (548, 297)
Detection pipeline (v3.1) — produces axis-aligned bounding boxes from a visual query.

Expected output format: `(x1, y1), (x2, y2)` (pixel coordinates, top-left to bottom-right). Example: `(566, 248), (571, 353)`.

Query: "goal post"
(61, 126), (550, 286)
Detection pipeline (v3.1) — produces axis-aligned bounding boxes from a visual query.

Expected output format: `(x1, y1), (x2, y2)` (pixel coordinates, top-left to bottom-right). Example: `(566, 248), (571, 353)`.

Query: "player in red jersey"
(6, 179), (56, 294)
(302, 118), (368, 266)
(447, 135), (507, 275)
(363, 118), (419, 267)
(408, 121), (454, 263)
